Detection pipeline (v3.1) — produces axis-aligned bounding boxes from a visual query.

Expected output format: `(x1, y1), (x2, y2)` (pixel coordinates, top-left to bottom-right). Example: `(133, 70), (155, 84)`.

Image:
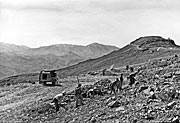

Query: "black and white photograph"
(0, 0), (180, 122)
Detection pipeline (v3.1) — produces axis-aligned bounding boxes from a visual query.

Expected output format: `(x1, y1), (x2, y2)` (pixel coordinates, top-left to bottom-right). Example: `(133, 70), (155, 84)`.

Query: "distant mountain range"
(1, 36), (180, 85)
(0, 42), (119, 79)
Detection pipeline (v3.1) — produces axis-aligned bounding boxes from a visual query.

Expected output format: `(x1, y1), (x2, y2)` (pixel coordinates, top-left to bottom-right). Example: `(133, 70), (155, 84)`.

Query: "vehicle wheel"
(52, 82), (55, 86)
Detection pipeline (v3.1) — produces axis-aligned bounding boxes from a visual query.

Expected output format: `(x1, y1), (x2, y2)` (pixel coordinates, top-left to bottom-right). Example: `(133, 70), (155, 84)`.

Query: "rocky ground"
(1, 55), (180, 123)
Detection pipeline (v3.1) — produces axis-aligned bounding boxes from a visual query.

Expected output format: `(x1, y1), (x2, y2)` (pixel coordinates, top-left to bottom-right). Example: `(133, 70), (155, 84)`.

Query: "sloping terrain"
(1, 54), (180, 122)
(1, 36), (180, 83)
(0, 36), (180, 123)
(56, 36), (180, 78)
(0, 42), (118, 79)
(0, 52), (83, 79)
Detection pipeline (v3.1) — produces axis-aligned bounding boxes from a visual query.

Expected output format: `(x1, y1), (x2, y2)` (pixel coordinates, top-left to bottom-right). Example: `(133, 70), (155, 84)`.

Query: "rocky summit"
(130, 36), (177, 48)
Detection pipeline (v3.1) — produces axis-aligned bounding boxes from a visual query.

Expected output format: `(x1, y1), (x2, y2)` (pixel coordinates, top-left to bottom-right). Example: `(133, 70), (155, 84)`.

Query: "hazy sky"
(0, 0), (180, 48)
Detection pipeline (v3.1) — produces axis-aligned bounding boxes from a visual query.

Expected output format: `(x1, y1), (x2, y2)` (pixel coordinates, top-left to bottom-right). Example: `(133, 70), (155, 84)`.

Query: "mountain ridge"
(0, 42), (119, 79)
(1, 36), (180, 82)
(25, 42), (119, 58)
(0, 42), (119, 57)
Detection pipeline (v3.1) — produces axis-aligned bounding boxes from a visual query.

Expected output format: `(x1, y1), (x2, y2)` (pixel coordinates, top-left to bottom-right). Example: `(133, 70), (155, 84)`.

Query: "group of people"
(110, 67), (140, 96)
(52, 66), (140, 112)
(52, 83), (84, 112)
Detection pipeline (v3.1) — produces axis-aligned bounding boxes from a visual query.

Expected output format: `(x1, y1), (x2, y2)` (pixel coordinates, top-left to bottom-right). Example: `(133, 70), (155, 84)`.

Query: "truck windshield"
(42, 74), (48, 80)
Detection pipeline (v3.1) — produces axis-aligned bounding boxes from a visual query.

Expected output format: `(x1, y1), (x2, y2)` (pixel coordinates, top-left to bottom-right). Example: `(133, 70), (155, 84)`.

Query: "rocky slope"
(1, 54), (180, 122)
(56, 36), (180, 78)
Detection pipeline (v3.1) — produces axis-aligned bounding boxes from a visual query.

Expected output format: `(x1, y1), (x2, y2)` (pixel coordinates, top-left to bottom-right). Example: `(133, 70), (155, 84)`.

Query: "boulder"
(138, 86), (149, 93)
(171, 116), (179, 123)
(143, 88), (150, 95)
(107, 100), (121, 108)
(115, 106), (125, 111)
(166, 101), (177, 110)
(90, 117), (96, 123)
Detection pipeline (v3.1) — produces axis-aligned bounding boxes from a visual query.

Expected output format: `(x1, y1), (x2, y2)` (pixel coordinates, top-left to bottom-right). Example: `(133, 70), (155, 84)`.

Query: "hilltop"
(56, 36), (180, 78)
(130, 36), (177, 48)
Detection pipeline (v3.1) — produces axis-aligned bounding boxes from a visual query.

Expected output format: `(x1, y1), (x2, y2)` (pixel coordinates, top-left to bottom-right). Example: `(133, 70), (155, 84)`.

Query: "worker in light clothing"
(52, 91), (67, 112)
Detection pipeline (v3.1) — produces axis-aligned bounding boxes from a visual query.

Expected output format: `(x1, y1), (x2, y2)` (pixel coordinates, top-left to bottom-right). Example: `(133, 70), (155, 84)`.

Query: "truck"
(39, 70), (58, 86)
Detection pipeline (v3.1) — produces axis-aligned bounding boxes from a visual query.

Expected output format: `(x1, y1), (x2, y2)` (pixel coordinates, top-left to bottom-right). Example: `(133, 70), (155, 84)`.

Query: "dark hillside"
(56, 36), (180, 78)
(130, 36), (177, 48)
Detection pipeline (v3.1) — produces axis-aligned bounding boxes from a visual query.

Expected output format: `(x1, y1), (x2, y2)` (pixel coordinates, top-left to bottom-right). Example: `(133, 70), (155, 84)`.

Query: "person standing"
(117, 73), (123, 92)
(75, 84), (83, 108)
(129, 69), (140, 86)
(110, 78), (119, 98)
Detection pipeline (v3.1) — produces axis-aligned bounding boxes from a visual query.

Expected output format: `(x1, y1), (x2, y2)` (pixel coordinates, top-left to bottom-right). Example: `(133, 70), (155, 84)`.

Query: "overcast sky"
(0, 0), (180, 48)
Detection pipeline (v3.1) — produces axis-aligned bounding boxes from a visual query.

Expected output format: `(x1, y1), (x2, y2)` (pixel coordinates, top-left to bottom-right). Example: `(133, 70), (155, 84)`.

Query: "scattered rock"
(90, 117), (96, 123)
(115, 106), (125, 111)
(107, 101), (121, 108)
(166, 101), (177, 110)
(171, 116), (179, 123)
(138, 86), (149, 93)
(143, 88), (150, 95)
(31, 81), (36, 84)
(3, 54), (180, 122)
